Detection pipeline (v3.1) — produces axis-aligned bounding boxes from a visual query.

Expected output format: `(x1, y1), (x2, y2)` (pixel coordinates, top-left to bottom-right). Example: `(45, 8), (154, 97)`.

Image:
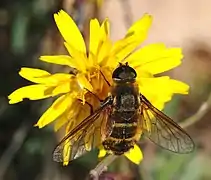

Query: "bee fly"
(102, 62), (141, 155)
(53, 63), (195, 162)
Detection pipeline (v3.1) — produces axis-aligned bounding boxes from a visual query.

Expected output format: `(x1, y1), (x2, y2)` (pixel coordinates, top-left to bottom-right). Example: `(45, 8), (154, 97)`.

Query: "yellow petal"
(98, 38), (113, 66)
(54, 10), (86, 54)
(125, 43), (166, 66)
(20, 68), (72, 85)
(124, 144), (143, 164)
(111, 36), (139, 63)
(54, 115), (68, 132)
(93, 18), (112, 66)
(101, 55), (118, 69)
(52, 81), (71, 96)
(63, 141), (71, 166)
(84, 132), (93, 151)
(8, 85), (53, 104)
(19, 67), (50, 78)
(138, 76), (189, 109)
(143, 109), (153, 133)
(63, 121), (72, 165)
(98, 147), (107, 158)
(54, 99), (80, 131)
(77, 73), (93, 92)
(112, 14), (152, 62)
(130, 44), (183, 74)
(89, 19), (100, 63)
(64, 42), (87, 72)
(35, 93), (75, 128)
(126, 14), (152, 39)
(99, 18), (109, 42)
(167, 79), (189, 94)
(38, 73), (72, 85)
(40, 55), (78, 68)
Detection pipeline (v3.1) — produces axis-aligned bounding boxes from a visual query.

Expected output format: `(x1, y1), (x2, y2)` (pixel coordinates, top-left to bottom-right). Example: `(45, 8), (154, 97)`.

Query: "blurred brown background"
(1, 0), (211, 179)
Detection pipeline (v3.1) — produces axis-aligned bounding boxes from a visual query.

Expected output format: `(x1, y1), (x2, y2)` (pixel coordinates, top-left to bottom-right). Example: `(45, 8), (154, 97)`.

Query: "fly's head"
(112, 62), (137, 83)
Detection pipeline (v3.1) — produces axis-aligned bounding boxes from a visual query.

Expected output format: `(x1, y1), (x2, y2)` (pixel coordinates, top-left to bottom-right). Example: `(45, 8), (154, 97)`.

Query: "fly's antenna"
(118, 62), (123, 66)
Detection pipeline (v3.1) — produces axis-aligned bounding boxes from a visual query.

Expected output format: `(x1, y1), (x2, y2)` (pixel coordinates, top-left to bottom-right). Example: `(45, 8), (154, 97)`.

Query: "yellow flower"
(8, 10), (189, 165)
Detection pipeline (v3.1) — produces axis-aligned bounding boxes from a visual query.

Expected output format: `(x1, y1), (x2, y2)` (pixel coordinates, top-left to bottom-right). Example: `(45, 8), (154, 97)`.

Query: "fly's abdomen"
(102, 111), (138, 155)
(110, 122), (137, 139)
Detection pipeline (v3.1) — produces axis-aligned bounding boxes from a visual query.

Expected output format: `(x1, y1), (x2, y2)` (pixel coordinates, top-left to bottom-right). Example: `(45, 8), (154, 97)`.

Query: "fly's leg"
(100, 70), (111, 87)
(84, 88), (103, 103)
(77, 99), (94, 114)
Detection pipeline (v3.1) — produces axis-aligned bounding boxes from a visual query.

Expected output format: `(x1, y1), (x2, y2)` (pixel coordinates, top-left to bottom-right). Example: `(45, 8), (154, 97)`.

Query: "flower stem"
(180, 91), (211, 128)
(89, 155), (118, 180)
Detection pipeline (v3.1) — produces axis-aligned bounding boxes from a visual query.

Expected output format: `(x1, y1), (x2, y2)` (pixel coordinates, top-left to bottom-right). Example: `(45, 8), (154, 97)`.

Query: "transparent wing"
(140, 95), (195, 153)
(53, 97), (113, 163)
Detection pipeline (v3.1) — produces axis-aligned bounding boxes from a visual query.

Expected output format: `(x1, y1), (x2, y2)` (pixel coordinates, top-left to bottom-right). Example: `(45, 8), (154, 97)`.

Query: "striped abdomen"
(102, 110), (139, 155)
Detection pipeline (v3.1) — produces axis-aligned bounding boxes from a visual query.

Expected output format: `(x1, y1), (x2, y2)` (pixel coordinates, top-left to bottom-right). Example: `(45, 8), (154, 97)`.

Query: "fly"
(53, 62), (195, 162)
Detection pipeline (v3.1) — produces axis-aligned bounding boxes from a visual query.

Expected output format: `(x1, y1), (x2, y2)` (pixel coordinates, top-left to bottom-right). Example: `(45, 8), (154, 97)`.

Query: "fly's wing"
(53, 97), (113, 163)
(139, 95), (195, 153)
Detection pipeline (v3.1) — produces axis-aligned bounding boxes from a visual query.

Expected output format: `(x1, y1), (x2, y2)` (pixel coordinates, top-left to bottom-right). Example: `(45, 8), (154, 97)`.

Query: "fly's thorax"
(111, 82), (140, 111)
